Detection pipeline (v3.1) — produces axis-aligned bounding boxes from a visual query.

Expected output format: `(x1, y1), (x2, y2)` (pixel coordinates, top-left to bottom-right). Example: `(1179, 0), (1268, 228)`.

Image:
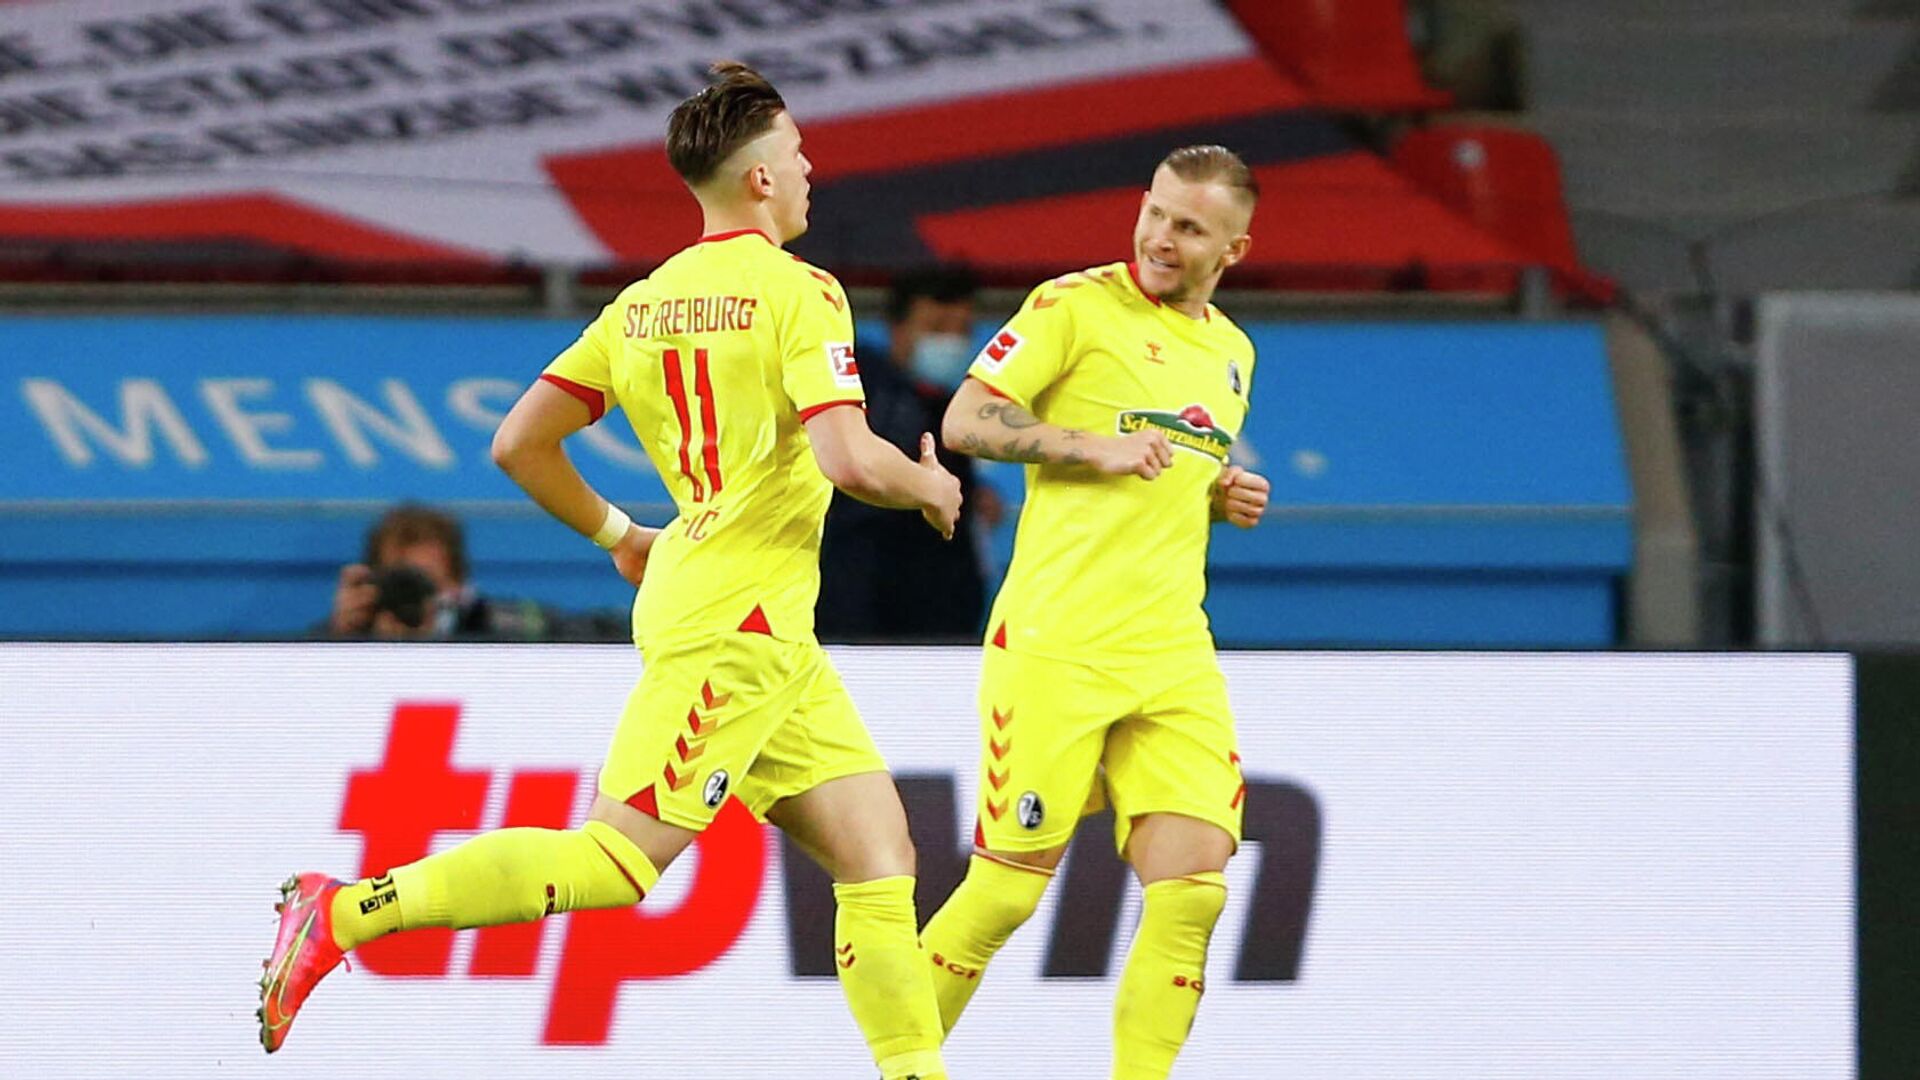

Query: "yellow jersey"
(542, 229), (863, 649)
(968, 262), (1256, 662)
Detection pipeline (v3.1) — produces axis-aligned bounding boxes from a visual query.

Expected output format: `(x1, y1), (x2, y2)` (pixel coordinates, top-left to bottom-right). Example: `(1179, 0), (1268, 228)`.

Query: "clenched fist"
(1213, 465), (1270, 528)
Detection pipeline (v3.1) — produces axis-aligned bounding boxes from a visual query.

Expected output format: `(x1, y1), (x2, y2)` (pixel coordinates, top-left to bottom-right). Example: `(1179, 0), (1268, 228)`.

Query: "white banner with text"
(0, 647), (1853, 1078)
(0, 0), (1257, 260)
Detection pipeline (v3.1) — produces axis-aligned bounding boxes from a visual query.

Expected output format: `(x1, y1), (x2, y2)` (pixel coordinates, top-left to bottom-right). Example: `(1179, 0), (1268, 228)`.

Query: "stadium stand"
(535, 11), (1599, 297)
(1224, 0), (1453, 110)
(1518, 0), (1920, 289)
(0, 1), (1598, 298)
(1388, 123), (1612, 300)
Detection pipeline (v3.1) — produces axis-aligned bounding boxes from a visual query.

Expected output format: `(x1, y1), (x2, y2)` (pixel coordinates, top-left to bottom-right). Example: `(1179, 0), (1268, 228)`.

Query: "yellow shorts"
(598, 633), (887, 832)
(974, 647), (1245, 857)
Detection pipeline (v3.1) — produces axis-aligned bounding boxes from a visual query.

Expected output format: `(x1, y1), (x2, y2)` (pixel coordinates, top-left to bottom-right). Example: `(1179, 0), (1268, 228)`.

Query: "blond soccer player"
(919, 146), (1271, 1080)
(258, 62), (961, 1080)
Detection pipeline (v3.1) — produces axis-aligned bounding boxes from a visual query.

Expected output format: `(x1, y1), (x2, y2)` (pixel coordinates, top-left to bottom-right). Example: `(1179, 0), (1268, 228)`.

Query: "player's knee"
(961, 855), (1051, 932)
(978, 885), (1044, 933)
(828, 826), (916, 884)
(1144, 872), (1228, 933)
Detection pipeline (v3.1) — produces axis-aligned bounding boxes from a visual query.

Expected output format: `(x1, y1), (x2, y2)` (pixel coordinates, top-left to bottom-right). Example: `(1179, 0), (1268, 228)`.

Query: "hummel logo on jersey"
(1228, 359), (1243, 395)
(1145, 340), (1165, 364)
(978, 329), (1024, 372)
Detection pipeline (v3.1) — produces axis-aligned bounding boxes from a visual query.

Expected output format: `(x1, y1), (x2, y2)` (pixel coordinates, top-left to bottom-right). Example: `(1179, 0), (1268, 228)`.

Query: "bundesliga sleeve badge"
(828, 342), (861, 387)
(977, 329), (1024, 373)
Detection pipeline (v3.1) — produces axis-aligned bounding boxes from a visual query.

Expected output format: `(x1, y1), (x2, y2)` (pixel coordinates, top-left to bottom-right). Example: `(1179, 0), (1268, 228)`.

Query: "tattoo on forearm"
(975, 400), (1042, 430)
(967, 435), (1086, 466)
(997, 437), (1048, 463)
(961, 395), (1089, 464)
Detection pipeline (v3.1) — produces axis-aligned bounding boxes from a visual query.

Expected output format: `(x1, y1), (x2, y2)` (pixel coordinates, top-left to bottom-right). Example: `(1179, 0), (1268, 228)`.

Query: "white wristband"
(591, 504), (632, 550)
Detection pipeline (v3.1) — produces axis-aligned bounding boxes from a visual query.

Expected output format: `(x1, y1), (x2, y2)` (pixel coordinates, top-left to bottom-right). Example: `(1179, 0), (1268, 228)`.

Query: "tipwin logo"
(340, 702), (768, 1046)
(341, 702), (1321, 1046)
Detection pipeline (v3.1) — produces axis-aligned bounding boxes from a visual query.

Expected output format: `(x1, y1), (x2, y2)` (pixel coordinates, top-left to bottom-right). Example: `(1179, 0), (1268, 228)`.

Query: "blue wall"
(1202, 321), (1632, 645)
(0, 315), (1630, 644)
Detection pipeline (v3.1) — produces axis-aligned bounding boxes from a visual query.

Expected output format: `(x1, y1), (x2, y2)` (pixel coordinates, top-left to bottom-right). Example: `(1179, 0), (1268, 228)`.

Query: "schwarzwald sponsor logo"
(1117, 404), (1233, 462)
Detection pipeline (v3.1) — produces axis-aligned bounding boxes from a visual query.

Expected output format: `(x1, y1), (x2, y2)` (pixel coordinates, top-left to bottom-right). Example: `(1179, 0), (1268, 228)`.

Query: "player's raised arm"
(492, 379), (658, 585)
(805, 405), (962, 539)
(942, 377), (1173, 479)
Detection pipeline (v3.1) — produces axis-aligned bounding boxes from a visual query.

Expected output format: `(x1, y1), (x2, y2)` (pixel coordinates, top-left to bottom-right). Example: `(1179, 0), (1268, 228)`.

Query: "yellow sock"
(1112, 872), (1227, 1080)
(918, 853), (1052, 1034)
(833, 875), (948, 1080)
(329, 821), (658, 951)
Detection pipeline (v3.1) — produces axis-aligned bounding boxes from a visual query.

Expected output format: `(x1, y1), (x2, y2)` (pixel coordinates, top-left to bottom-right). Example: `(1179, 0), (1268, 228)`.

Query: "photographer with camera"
(325, 503), (555, 640)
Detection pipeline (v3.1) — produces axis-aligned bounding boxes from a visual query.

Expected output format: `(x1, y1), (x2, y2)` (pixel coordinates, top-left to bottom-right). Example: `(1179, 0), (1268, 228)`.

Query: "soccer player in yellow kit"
(919, 145), (1272, 1080)
(258, 63), (962, 1080)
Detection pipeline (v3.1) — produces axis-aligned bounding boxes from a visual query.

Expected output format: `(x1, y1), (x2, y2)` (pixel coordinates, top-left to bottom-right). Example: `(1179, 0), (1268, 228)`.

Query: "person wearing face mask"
(817, 264), (1001, 641)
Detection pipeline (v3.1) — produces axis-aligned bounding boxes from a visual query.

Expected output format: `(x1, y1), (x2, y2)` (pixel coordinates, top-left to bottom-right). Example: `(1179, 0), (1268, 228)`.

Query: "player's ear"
(1220, 232), (1252, 270)
(746, 160), (774, 200)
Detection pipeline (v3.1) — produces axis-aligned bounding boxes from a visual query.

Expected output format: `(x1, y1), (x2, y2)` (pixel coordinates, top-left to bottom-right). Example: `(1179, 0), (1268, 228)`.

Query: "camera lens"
(369, 564), (439, 629)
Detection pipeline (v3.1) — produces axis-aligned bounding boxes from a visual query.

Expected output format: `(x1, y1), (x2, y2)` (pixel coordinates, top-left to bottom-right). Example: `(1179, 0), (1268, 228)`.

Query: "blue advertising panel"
(0, 315), (664, 507)
(1, 316), (1632, 643)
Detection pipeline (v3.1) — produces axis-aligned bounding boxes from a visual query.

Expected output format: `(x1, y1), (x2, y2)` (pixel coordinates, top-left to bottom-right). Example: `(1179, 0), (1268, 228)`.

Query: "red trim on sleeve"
(698, 228), (774, 246)
(539, 373), (608, 423)
(797, 398), (864, 422)
(979, 382), (1009, 399)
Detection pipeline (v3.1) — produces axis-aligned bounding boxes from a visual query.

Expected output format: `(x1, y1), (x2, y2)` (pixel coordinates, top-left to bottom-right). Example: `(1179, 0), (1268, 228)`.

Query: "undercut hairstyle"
(365, 503), (468, 583)
(1158, 144), (1260, 207)
(666, 61), (788, 186)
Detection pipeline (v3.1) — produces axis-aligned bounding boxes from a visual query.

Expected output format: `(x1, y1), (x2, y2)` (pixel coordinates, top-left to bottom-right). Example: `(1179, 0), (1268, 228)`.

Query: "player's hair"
(666, 61), (789, 187)
(1158, 144), (1260, 207)
(365, 503), (468, 583)
(886, 264), (980, 325)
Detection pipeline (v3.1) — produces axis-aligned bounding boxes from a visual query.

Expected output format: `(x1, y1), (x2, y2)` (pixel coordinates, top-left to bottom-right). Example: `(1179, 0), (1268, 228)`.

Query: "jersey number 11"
(663, 347), (723, 502)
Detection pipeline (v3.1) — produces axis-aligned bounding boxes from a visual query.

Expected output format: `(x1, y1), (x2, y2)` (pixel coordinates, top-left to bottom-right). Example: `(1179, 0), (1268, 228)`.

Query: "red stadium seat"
(1390, 125), (1613, 300)
(1225, 0), (1452, 111)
